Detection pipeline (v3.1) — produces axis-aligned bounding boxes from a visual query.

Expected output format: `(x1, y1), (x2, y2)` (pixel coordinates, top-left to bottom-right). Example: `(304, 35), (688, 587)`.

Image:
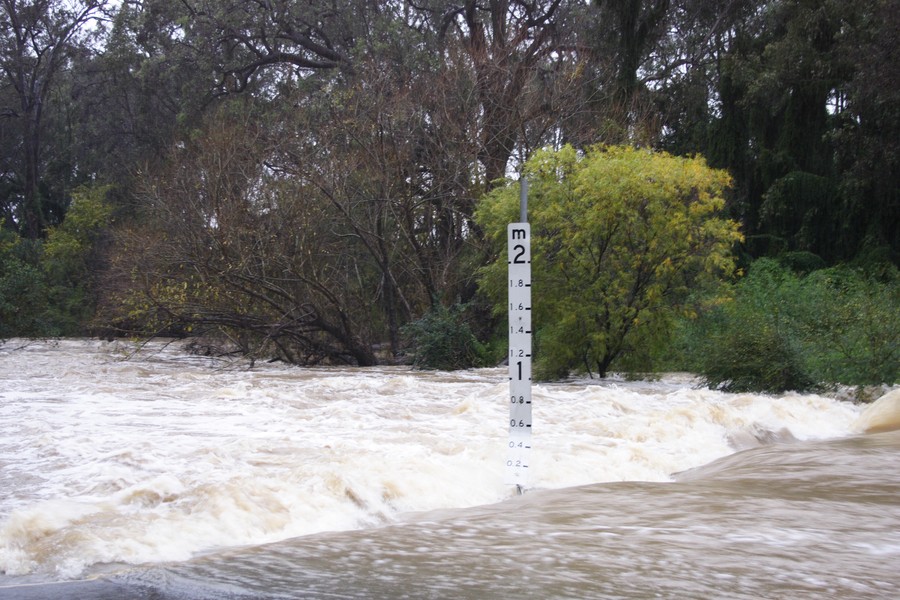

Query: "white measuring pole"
(505, 179), (532, 489)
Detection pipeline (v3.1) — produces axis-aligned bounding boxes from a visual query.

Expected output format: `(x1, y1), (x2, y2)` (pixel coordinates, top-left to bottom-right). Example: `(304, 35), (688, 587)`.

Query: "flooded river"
(1, 339), (898, 598)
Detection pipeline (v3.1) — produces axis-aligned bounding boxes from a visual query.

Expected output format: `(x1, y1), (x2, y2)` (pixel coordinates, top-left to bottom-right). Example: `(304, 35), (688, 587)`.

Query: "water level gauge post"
(506, 218), (532, 487)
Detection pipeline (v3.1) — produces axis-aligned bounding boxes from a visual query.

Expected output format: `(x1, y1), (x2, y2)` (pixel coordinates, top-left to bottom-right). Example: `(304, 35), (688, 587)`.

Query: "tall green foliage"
(0, 185), (112, 338)
(791, 265), (899, 386)
(680, 259), (899, 392)
(678, 260), (817, 392)
(0, 231), (50, 337)
(697, 0), (898, 264)
(41, 185), (114, 333)
(476, 145), (742, 379)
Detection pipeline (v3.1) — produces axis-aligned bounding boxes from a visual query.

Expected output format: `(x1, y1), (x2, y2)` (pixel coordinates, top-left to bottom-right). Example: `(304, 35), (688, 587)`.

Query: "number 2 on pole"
(512, 244), (527, 264)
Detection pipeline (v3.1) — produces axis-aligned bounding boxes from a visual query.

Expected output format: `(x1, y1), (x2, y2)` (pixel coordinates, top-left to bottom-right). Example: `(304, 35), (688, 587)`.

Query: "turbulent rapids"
(1, 339), (898, 599)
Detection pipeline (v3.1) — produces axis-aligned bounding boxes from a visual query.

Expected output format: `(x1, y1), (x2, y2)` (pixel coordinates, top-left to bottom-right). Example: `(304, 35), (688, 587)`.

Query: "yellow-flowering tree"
(476, 145), (742, 379)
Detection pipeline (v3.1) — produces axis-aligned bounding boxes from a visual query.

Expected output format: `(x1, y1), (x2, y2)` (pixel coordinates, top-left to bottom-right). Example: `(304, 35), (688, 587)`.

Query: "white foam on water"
(0, 340), (862, 579)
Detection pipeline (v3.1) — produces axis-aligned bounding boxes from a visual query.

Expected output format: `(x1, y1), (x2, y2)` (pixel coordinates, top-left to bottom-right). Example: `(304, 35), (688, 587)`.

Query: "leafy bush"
(476, 144), (741, 379)
(698, 321), (816, 393)
(0, 233), (53, 338)
(679, 259), (898, 392)
(0, 185), (113, 338)
(41, 185), (114, 335)
(793, 265), (899, 386)
(402, 303), (489, 370)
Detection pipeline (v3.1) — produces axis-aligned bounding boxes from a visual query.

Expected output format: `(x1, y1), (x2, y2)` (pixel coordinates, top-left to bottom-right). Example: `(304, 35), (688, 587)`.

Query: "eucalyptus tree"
(411, 0), (585, 188)
(181, 0), (589, 194)
(695, 0), (898, 263)
(0, 0), (109, 238)
(556, 0), (674, 147)
(590, 0), (671, 132)
(174, 0), (364, 95)
(64, 0), (215, 181)
(830, 0), (899, 261)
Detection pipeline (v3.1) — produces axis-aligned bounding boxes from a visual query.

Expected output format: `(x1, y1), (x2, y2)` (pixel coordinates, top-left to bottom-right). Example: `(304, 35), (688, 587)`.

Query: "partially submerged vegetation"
(477, 145), (742, 381)
(673, 259), (899, 394)
(1, 1), (897, 393)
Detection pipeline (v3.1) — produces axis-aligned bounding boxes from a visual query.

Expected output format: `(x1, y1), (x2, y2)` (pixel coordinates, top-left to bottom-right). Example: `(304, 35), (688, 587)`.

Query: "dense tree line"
(1, 1), (897, 381)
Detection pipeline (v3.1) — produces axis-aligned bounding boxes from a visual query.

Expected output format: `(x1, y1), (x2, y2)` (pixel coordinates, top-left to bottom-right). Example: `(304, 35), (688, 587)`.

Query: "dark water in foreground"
(6, 432), (899, 599)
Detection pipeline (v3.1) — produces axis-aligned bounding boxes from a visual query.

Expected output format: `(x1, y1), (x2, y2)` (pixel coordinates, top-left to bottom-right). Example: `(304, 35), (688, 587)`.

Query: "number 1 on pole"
(506, 222), (532, 486)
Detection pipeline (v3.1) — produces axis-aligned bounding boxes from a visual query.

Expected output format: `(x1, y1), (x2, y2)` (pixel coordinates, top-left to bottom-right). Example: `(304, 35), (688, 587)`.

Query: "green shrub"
(793, 265), (899, 386)
(476, 145), (741, 379)
(40, 185), (113, 335)
(402, 303), (489, 370)
(0, 185), (113, 338)
(684, 259), (814, 392)
(701, 322), (816, 393)
(0, 230), (53, 338)
(677, 259), (898, 392)
(778, 251), (826, 274)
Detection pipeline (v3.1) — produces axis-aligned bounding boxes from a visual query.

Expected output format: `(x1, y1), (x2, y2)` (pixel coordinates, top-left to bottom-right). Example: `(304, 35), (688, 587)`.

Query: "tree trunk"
(22, 102), (43, 238)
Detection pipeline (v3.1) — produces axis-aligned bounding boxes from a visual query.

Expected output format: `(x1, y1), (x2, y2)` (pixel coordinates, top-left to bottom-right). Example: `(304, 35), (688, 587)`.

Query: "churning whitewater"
(0, 339), (886, 591)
